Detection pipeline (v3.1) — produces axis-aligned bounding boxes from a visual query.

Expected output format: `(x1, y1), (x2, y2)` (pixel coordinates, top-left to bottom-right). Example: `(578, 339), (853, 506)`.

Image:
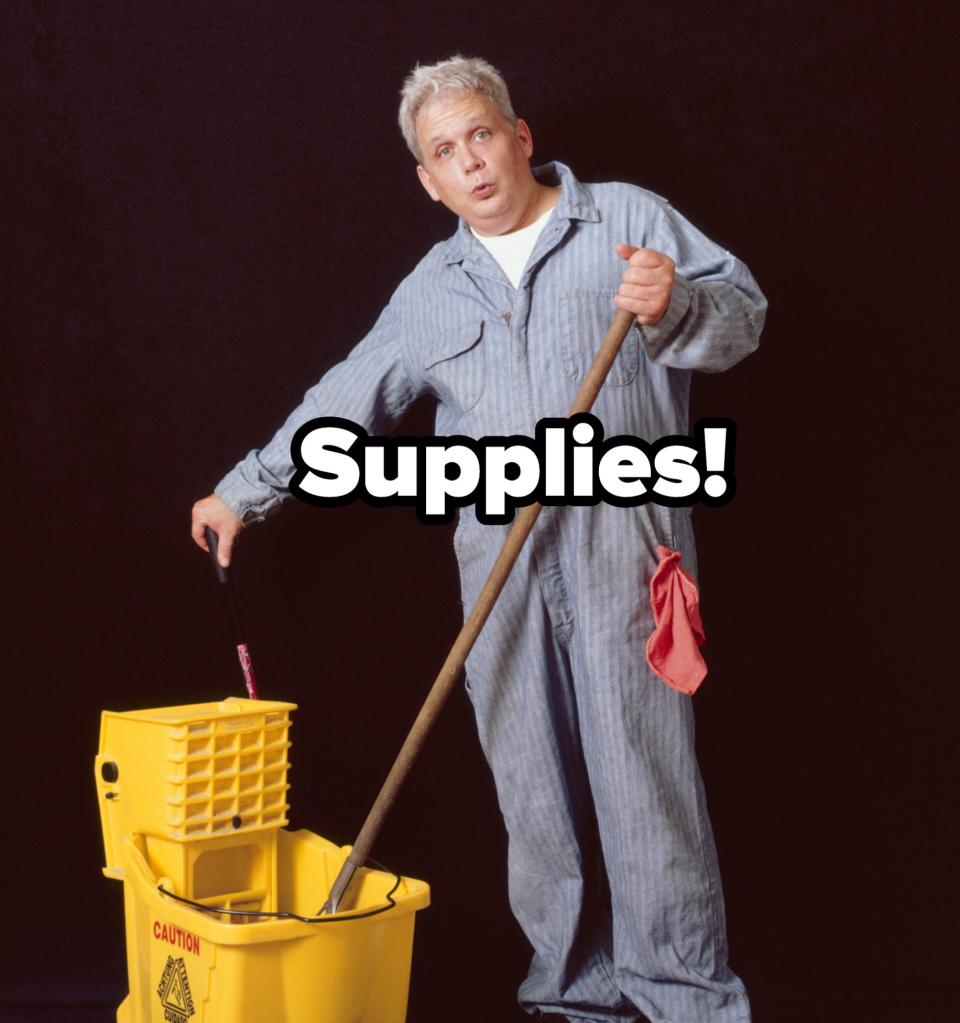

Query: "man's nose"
(461, 147), (484, 173)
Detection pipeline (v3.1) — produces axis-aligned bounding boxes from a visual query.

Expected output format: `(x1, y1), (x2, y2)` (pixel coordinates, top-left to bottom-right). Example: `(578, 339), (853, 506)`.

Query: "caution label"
(153, 919), (201, 955)
(157, 955), (196, 1023)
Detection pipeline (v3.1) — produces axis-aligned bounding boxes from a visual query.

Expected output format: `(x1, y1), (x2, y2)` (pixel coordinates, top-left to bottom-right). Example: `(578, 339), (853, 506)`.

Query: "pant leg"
(564, 522), (752, 1023)
(457, 539), (634, 1022)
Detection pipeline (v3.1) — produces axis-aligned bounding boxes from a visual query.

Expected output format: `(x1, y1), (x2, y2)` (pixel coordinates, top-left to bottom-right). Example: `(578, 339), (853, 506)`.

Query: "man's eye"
(437, 145), (453, 158)
(475, 130), (490, 141)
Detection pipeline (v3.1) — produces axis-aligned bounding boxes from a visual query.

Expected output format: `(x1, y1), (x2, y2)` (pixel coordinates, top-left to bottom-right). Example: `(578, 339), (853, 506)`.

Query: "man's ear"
(515, 118), (534, 159)
(417, 164), (441, 202)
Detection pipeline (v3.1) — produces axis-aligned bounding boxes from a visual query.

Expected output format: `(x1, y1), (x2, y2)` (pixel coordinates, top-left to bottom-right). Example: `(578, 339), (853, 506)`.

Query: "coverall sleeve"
(215, 295), (422, 523)
(637, 201), (767, 373)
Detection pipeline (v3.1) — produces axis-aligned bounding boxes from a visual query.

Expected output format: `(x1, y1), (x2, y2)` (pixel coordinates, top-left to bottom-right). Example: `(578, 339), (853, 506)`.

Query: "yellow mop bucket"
(96, 698), (429, 1023)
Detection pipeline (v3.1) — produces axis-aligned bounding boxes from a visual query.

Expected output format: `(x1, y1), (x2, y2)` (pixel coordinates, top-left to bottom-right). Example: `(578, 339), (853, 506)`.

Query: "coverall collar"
(442, 161), (600, 266)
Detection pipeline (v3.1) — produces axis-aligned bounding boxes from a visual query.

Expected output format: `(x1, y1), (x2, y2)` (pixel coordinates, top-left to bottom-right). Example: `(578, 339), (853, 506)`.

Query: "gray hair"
(398, 55), (517, 163)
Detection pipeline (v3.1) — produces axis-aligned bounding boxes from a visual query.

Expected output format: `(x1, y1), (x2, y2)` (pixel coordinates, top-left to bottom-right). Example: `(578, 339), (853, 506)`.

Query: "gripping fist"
(615, 243), (676, 326)
(191, 494), (242, 568)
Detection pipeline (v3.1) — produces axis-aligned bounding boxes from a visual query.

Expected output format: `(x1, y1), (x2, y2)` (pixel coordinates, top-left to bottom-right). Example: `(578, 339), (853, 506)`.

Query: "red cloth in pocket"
(645, 545), (707, 695)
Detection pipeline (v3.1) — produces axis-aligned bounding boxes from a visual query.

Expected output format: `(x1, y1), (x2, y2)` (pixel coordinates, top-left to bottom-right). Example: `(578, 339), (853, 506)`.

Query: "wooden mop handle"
(321, 307), (638, 914)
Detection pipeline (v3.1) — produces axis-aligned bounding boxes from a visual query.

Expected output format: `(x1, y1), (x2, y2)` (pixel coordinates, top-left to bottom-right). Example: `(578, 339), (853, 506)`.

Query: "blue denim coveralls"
(217, 162), (767, 1023)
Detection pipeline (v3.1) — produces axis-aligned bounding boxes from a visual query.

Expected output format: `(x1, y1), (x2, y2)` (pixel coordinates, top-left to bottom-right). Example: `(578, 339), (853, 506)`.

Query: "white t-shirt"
(470, 204), (556, 289)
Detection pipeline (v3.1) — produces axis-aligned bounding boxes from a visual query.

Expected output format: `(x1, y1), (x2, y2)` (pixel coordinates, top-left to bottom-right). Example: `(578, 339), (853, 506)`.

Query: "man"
(192, 56), (765, 1023)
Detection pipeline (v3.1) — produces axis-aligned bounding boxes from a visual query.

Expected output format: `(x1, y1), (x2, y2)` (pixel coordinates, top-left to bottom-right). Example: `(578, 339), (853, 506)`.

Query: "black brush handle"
(204, 526), (259, 699)
(204, 526), (230, 585)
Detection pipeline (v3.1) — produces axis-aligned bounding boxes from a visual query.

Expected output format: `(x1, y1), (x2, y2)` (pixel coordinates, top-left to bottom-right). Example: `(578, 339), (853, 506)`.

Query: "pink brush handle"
(236, 643), (259, 700)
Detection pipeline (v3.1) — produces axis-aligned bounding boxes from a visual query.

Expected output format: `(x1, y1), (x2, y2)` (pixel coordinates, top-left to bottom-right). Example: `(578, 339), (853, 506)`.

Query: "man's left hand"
(615, 243), (676, 325)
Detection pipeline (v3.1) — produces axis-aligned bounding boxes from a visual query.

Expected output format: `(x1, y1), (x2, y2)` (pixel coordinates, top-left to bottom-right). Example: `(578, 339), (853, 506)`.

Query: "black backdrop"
(3, 2), (956, 1020)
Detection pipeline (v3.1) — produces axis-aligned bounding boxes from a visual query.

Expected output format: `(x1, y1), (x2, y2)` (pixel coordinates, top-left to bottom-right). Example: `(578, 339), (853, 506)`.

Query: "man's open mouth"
(472, 183), (493, 197)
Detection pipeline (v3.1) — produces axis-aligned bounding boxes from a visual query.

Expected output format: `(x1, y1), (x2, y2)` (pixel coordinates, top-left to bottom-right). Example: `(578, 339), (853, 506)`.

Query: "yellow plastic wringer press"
(95, 697), (429, 1023)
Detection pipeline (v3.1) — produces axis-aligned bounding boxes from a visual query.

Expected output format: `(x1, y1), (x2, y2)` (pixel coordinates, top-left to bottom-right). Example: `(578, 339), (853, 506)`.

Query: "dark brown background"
(3, 1), (956, 1020)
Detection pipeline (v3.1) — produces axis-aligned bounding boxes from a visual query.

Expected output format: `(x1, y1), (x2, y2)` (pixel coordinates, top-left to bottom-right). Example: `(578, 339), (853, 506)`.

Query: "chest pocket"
(421, 320), (485, 415)
(559, 290), (640, 386)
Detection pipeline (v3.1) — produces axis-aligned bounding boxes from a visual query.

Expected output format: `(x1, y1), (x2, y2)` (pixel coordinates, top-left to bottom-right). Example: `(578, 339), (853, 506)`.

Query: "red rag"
(645, 544), (707, 695)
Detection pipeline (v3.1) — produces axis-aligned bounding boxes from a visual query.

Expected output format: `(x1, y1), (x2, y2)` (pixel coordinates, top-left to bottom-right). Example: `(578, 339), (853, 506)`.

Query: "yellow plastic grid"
(167, 708), (292, 837)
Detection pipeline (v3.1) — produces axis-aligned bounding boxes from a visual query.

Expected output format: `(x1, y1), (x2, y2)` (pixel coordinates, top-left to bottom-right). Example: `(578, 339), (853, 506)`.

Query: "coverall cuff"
(637, 274), (693, 361)
(215, 472), (286, 525)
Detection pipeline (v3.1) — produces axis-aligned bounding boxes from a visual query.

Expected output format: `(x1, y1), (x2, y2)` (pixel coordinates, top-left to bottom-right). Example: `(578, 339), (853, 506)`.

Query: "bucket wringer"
(96, 694), (429, 1023)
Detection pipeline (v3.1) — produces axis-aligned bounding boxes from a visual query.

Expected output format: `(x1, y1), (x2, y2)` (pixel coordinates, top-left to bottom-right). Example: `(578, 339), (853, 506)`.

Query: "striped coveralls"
(217, 162), (767, 1023)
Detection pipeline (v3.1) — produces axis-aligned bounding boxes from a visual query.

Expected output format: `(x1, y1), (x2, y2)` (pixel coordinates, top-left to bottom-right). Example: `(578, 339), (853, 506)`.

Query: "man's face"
(415, 91), (536, 236)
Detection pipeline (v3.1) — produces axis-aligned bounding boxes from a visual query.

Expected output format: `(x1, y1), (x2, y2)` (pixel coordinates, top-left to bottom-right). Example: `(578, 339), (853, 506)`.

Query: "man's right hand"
(191, 495), (243, 567)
